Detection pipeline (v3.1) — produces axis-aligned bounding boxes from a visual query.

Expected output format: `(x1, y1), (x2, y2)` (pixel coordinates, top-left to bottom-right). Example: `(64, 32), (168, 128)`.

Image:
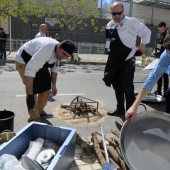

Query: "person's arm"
(128, 19), (151, 56)
(138, 44), (146, 52)
(126, 50), (170, 121)
(51, 72), (58, 96)
(125, 88), (149, 121)
(25, 76), (35, 110)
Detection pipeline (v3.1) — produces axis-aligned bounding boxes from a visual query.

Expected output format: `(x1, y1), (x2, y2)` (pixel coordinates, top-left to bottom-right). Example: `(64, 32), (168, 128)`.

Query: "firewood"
(111, 129), (120, 138)
(95, 131), (122, 159)
(109, 157), (121, 170)
(108, 137), (122, 160)
(118, 157), (127, 170)
(92, 132), (106, 165)
(104, 144), (126, 169)
(101, 149), (121, 170)
(106, 145), (120, 163)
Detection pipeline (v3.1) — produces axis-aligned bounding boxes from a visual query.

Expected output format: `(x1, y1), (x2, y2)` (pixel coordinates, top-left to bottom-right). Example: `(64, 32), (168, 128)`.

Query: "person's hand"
(125, 105), (138, 122)
(52, 85), (57, 96)
(26, 95), (35, 110)
(134, 49), (143, 56)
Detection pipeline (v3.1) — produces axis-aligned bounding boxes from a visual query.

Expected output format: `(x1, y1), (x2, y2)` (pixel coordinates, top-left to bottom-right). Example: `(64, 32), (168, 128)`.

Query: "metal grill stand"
(70, 96), (99, 121)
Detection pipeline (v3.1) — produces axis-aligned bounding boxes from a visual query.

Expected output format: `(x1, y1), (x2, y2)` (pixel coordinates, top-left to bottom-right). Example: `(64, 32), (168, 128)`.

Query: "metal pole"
(31, 22), (32, 39)
(99, 124), (109, 163)
(129, 0), (133, 17)
(151, 6), (153, 25)
(100, 0), (103, 19)
(9, 15), (12, 52)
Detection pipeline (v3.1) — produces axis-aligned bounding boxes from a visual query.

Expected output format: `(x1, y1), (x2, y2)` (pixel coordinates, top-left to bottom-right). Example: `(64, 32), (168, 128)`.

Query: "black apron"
(21, 50), (55, 94)
(155, 32), (166, 58)
(103, 28), (132, 87)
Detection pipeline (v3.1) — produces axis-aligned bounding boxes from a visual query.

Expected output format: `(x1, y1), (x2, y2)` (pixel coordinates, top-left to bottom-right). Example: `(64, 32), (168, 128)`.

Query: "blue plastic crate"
(0, 122), (76, 170)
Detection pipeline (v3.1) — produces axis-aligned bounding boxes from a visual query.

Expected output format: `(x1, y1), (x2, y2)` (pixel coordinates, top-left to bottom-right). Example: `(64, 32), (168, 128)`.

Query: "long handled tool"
(99, 124), (117, 170)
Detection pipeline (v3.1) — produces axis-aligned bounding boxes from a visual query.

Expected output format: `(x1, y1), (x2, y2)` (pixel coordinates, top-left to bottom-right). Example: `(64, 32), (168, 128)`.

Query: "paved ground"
(1, 52), (162, 170)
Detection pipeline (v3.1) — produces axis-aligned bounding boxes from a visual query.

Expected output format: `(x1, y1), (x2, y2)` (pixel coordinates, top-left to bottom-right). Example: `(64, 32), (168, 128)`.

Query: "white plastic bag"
(22, 138), (44, 160)
(0, 154), (25, 170)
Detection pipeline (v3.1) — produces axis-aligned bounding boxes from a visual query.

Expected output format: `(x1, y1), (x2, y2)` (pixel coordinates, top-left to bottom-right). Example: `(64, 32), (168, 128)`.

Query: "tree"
(31, 0), (100, 38)
(0, 0), (39, 22)
(0, 0), (103, 38)
(0, 0), (16, 19)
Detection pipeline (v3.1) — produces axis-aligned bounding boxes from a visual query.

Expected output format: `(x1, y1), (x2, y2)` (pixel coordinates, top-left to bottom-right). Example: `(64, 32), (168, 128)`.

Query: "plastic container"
(0, 110), (15, 133)
(141, 54), (147, 66)
(0, 122), (76, 170)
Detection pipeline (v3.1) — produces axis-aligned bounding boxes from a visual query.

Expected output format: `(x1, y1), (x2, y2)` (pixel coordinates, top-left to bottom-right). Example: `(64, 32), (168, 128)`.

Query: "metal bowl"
(120, 110), (170, 170)
(135, 92), (165, 103)
(0, 130), (15, 143)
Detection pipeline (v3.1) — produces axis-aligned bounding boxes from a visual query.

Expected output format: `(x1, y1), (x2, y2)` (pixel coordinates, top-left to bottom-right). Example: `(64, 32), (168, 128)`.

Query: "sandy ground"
(52, 104), (107, 125)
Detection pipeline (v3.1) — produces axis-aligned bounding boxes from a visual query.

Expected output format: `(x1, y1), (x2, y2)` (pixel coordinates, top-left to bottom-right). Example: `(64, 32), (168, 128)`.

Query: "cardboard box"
(0, 122), (76, 170)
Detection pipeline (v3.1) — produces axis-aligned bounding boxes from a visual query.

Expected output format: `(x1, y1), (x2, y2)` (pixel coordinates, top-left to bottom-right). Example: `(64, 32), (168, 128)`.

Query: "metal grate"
(70, 96), (99, 120)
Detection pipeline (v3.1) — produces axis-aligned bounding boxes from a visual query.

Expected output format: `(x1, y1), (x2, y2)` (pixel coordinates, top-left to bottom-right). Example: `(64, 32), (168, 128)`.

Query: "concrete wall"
(11, 16), (108, 43)
(11, 16), (158, 48)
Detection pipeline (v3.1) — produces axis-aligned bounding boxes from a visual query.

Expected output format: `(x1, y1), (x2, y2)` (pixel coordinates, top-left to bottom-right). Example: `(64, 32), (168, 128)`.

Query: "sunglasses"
(111, 11), (123, 16)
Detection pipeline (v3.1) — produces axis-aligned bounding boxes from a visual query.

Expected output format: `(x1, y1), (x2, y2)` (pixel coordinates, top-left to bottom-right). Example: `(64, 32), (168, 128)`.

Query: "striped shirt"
(142, 50), (170, 92)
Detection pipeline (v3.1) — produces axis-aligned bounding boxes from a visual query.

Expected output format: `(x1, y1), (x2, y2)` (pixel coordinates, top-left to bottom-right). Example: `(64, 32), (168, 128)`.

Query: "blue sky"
(98, 0), (115, 8)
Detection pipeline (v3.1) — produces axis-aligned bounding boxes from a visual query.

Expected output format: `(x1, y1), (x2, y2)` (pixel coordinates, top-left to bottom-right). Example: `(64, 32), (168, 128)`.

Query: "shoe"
(28, 118), (41, 123)
(40, 112), (53, 118)
(154, 90), (162, 95)
(107, 110), (124, 116)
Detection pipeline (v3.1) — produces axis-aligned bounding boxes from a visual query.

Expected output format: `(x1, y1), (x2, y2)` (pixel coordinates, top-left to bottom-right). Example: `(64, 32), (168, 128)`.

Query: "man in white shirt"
(16, 37), (75, 122)
(35, 24), (47, 38)
(103, 2), (151, 117)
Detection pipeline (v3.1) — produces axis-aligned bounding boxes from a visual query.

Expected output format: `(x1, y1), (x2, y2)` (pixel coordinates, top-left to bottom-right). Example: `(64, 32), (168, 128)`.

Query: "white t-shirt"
(35, 31), (46, 38)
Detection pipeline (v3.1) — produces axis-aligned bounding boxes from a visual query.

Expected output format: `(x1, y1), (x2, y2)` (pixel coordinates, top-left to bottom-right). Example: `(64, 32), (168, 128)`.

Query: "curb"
(62, 61), (106, 65)
(4, 59), (106, 65)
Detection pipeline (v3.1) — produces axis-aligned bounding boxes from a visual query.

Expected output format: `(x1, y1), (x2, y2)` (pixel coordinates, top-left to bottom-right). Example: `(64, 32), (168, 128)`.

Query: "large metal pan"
(120, 110), (170, 170)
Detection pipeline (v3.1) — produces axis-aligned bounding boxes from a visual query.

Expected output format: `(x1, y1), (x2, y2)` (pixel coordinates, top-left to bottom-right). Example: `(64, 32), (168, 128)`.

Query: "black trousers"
(157, 73), (169, 94)
(112, 58), (135, 112)
(0, 43), (6, 60)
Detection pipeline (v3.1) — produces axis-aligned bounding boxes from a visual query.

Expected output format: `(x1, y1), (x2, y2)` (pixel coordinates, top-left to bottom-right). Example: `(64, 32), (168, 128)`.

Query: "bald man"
(35, 24), (47, 38)
(103, 2), (151, 117)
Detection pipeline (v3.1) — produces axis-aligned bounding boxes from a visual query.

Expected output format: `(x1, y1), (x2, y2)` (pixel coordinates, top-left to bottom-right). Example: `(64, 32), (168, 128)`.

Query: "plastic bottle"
(141, 54), (147, 66)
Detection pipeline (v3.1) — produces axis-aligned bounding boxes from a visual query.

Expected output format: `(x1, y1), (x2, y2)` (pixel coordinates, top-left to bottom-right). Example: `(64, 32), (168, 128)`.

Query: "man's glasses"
(111, 11), (123, 16)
